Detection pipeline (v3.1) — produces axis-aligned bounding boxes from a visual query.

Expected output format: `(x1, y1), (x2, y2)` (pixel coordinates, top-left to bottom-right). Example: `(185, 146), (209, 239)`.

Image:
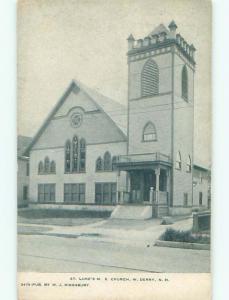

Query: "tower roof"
(148, 24), (169, 37)
(127, 34), (135, 40)
(168, 20), (177, 30)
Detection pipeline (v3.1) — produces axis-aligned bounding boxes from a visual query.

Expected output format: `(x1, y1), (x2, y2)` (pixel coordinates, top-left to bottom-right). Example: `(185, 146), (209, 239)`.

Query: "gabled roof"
(23, 80), (127, 156)
(148, 23), (169, 37)
(74, 79), (127, 135)
(17, 135), (32, 157)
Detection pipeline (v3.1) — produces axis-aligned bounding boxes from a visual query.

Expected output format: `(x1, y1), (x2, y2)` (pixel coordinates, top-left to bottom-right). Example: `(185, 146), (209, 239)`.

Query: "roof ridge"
(23, 79), (127, 156)
(72, 79), (126, 109)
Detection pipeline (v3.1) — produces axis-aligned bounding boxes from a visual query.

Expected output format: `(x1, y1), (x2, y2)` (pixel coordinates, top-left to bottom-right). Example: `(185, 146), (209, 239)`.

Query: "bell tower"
(126, 21), (196, 209)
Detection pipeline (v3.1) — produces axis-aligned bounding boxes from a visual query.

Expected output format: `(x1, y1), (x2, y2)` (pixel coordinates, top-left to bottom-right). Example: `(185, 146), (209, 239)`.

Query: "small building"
(22, 21), (210, 217)
(17, 136), (32, 207)
(193, 164), (211, 210)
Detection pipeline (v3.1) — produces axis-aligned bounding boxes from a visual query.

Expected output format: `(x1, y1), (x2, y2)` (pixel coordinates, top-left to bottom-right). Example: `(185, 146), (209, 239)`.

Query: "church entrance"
(129, 170), (156, 203)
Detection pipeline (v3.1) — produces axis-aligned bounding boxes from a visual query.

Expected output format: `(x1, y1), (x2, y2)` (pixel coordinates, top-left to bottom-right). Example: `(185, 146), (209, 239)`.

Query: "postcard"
(17, 0), (211, 299)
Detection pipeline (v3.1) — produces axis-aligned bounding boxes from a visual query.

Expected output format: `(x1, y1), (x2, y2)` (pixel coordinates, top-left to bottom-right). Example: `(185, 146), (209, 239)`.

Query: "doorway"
(143, 170), (155, 202)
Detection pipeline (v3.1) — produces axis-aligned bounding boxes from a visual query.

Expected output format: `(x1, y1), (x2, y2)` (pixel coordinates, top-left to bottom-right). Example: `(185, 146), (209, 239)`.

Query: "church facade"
(24, 22), (210, 217)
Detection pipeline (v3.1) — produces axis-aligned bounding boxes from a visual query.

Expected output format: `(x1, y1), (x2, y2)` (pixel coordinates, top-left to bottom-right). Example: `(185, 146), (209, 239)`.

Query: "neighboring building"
(17, 136), (32, 207)
(23, 21), (210, 217)
(193, 164), (211, 209)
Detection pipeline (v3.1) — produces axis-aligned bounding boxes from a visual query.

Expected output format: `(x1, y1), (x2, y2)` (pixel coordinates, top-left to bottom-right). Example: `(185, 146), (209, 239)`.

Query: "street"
(18, 229), (210, 273)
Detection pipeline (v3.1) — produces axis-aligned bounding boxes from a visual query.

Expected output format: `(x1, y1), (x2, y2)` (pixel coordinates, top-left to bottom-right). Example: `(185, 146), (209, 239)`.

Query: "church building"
(23, 21), (210, 218)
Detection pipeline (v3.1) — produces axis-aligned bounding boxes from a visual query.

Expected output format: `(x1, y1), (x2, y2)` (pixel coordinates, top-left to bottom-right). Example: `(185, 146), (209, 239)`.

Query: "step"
(110, 205), (153, 220)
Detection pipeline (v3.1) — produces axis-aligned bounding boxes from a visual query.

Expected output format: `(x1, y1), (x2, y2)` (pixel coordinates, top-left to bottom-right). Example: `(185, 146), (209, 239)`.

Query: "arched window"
(72, 135), (78, 172)
(104, 152), (111, 171)
(44, 157), (50, 173)
(50, 161), (56, 173)
(79, 138), (86, 172)
(182, 65), (188, 100)
(186, 155), (191, 172)
(112, 156), (117, 171)
(65, 140), (71, 172)
(96, 157), (103, 171)
(38, 161), (43, 174)
(176, 151), (182, 170)
(143, 122), (157, 141)
(141, 59), (159, 97)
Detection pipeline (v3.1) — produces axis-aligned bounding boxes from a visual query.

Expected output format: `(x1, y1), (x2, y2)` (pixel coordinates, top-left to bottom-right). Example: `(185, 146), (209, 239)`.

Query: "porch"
(115, 152), (172, 217)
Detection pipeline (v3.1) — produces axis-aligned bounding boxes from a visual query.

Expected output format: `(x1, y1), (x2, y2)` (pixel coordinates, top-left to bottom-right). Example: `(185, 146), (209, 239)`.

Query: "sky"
(18, 0), (211, 165)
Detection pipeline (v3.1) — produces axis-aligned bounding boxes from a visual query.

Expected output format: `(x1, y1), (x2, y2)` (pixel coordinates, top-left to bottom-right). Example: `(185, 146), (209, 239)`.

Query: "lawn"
(18, 209), (111, 219)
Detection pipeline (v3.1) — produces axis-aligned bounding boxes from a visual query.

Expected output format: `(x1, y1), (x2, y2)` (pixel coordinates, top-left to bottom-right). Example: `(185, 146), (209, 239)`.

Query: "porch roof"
(115, 152), (172, 170)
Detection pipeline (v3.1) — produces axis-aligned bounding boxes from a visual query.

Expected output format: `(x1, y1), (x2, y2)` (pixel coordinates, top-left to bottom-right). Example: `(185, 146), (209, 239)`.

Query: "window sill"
(142, 139), (157, 143)
(64, 171), (86, 174)
(182, 96), (188, 102)
(95, 170), (114, 173)
(63, 201), (85, 204)
(38, 172), (56, 175)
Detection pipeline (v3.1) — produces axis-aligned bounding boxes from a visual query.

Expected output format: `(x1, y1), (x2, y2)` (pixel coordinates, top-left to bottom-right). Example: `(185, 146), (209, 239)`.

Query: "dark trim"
(192, 66), (195, 206)
(18, 156), (29, 161)
(129, 91), (172, 101)
(31, 140), (127, 152)
(94, 182), (117, 205)
(116, 161), (172, 171)
(23, 81), (79, 156)
(142, 139), (157, 143)
(79, 85), (127, 140)
(171, 47), (175, 207)
(174, 50), (195, 72)
(63, 182), (86, 204)
(52, 107), (101, 120)
(127, 57), (130, 155)
(64, 171), (86, 175)
(181, 65), (189, 102)
(37, 183), (56, 203)
(95, 170), (114, 173)
(128, 49), (172, 64)
(127, 39), (196, 66)
(38, 172), (56, 175)
(193, 164), (210, 172)
(142, 121), (157, 142)
(141, 58), (159, 97)
(23, 80), (127, 156)
(171, 205), (193, 208)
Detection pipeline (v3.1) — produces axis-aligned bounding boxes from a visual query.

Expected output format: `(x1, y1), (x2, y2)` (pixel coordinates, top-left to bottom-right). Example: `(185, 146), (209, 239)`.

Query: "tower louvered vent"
(141, 59), (159, 97)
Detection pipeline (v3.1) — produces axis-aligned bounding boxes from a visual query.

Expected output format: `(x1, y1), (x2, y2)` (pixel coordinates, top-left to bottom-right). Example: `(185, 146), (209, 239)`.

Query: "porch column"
(127, 172), (131, 193)
(166, 169), (170, 206)
(126, 171), (131, 204)
(150, 187), (154, 204)
(155, 168), (160, 203)
(116, 170), (121, 204)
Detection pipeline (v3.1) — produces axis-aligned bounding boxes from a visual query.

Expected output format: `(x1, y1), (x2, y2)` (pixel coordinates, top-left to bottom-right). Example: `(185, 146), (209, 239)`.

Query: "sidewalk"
(18, 217), (194, 248)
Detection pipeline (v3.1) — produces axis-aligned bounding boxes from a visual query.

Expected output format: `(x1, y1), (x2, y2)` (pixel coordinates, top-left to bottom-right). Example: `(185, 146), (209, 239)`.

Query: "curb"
(154, 240), (210, 250)
(18, 231), (102, 239)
